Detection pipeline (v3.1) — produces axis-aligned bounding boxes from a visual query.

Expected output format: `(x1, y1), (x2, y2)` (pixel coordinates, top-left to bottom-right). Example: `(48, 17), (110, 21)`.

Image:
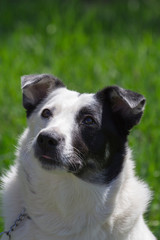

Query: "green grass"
(0, 0), (160, 237)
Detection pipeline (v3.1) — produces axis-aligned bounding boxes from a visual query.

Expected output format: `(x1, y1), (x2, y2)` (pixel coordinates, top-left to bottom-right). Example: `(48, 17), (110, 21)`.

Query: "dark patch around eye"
(76, 105), (101, 125)
(72, 100), (127, 185)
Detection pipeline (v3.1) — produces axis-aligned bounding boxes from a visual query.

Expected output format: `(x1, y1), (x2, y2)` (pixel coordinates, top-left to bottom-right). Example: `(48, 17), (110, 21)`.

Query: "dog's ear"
(96, 86), (146, 134)
(21, 74), (65, 117)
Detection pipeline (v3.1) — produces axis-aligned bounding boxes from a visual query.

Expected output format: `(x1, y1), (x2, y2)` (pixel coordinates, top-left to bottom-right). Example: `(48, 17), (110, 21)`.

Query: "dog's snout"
(37, 132), (64, 150)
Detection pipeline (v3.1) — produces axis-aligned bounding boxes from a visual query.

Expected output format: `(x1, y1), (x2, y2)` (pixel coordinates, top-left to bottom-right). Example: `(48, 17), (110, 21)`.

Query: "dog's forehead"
(44, 88), (97, 111)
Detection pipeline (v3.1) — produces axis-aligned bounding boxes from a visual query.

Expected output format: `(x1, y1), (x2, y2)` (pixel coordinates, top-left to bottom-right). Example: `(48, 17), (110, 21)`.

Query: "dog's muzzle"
(35, 130), (65, 169)
(34, 130), (83, 173)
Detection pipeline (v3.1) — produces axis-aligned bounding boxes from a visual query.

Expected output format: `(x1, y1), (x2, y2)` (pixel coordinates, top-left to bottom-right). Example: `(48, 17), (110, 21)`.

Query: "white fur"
(1, 88), (156, 240)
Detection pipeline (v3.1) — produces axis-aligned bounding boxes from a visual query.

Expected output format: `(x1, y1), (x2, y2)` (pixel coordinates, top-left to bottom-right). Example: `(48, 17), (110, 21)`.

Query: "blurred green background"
(0, 0), (160, 237)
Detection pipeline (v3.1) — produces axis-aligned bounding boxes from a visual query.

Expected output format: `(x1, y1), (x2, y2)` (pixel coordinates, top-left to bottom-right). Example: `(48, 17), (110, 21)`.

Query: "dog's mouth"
(34, 131), (87, 173)
(38, 153), (61, 170)
(34, 134), (85, 173)
(36, 152), (83, 173)
(41, 155), (52, 160)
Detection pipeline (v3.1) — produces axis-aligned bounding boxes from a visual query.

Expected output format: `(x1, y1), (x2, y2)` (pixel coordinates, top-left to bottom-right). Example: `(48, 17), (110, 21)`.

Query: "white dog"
(1, 74), (156, 240)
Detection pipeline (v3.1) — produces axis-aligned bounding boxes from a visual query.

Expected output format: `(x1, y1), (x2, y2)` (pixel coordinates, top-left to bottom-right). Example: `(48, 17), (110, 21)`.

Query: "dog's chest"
(17, 219), (108, 240)
(22, 171), (111, 240)
(26, 224), (108, 240)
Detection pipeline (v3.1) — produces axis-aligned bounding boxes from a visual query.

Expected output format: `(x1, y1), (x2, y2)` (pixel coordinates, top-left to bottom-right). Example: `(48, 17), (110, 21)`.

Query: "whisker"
(63, 151), (85, 173)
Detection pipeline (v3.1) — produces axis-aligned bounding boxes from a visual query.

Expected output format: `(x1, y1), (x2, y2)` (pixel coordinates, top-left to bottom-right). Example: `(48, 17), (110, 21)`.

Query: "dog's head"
(21, 74), (145, 184)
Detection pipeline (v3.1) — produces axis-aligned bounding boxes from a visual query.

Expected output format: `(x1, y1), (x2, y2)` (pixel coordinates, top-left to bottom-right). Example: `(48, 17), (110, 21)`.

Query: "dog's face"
(22, 74), (145, 184)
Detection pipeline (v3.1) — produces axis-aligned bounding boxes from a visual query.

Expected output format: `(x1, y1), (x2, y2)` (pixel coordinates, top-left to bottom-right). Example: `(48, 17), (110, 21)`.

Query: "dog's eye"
(41, 109), (52, 118)
(82, 116), (95, 125)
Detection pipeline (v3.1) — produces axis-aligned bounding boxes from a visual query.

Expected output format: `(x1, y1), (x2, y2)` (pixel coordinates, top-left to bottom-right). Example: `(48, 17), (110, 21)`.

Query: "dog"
(1, 74), (156, 240)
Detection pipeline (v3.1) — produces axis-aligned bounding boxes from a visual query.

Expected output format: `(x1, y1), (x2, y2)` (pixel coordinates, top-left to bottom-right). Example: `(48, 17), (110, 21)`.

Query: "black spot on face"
(72, 97), (127, 185)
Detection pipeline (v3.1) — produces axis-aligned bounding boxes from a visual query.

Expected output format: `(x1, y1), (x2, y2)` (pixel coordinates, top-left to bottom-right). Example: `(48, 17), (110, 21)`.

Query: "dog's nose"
(37, 132), (64, 150)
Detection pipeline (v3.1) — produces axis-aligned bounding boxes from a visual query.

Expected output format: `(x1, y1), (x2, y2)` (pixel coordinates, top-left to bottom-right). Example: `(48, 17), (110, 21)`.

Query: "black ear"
(21, 74), (65, 117)
(96, 86), (146, 134)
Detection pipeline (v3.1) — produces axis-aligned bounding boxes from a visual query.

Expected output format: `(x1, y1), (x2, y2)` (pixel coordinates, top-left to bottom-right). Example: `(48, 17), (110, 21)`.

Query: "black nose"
(37, 132), (64, 151)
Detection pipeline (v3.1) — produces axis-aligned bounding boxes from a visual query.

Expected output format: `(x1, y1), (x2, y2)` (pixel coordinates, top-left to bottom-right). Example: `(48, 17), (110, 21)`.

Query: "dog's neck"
(19, 159), (121, 237)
